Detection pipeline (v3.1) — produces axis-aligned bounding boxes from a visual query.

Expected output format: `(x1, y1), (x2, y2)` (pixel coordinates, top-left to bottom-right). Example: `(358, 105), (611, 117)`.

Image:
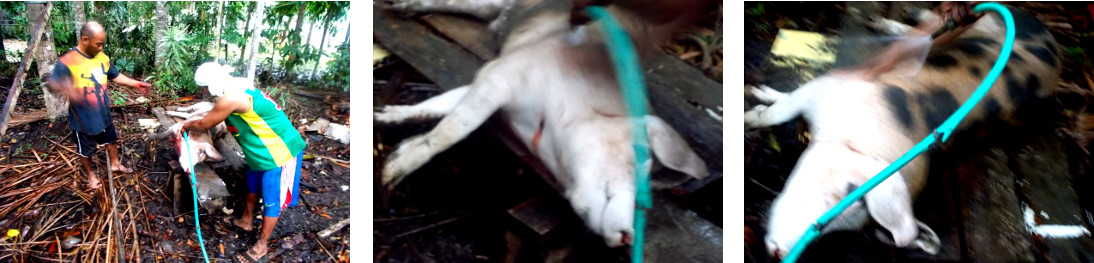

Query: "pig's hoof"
(914, 221), (941, 255)
(381, 136), (434, 188)
(743, 105), (767, 128)
(374, 105), (417, 124)
(751, 85), (787, 103)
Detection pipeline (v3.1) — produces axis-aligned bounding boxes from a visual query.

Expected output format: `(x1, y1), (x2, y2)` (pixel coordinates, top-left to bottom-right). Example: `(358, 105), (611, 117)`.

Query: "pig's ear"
(645, 115), (707, 179)
(203, 144), (223, 161)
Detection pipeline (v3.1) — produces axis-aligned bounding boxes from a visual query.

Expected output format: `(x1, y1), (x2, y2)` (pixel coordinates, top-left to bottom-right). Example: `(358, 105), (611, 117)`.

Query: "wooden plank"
(0, 2), (51, 137)
(420, 14), (499, 61)
(373, 7), (484, 89)
(507, 197), (573, 244)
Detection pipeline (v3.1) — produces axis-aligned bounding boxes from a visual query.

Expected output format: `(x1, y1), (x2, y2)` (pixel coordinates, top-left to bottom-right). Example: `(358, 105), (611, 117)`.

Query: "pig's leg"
(744, 85), (811, 129)
(165, 110), (195, 119)
(375, 86), (470, 124)
(382, 64), (512, 188)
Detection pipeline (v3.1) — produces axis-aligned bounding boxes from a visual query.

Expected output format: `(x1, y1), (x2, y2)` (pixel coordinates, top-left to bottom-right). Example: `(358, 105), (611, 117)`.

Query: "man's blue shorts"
(246, 151), (303, 218)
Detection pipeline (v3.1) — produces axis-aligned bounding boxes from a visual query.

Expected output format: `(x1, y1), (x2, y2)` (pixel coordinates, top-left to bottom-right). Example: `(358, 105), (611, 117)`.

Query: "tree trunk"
(303, 18), (314, 80)
(247, 2), (265, 81)
(155, 1), (168, 70)
(27, 3), (65, 120)
(240, 1), (255, 66)
(1, 3), (51, 137)
(343, 23), (350, 46)
(74, 1), (86, 40)
(310, 8), (332, 79)
(286, 2), (306, 80)
(214, 1), (224, 64)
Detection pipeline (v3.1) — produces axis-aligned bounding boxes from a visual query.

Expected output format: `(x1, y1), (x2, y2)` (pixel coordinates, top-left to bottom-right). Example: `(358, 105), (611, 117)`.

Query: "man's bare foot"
(87, 173), (102, 189)
(110, 162), (132, 173)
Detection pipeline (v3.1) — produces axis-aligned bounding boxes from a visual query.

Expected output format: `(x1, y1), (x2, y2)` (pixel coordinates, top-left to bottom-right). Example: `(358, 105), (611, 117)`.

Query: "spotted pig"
(746, 6), (1062, 259)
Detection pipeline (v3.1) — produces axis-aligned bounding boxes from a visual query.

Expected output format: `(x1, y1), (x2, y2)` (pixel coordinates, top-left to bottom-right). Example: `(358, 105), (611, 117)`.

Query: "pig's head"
(172, 122), (210, 174)
(763, 141), (901, 260)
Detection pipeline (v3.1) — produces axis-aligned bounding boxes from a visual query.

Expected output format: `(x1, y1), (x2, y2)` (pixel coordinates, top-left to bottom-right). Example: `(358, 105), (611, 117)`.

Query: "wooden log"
(150, 107), (176, 132)
(0, 2), (52, 137)
(213, 132), (245, 170)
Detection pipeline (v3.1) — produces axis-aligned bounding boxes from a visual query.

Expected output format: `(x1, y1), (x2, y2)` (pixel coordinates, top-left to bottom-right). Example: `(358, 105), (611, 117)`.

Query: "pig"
(377, 0), (711, 247)
(149, 102), (227, 174)
(745, 6), (1061, 259)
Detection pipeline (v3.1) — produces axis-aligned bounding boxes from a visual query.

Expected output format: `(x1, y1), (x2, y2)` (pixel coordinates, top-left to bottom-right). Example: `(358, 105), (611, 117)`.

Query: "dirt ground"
(0, 79), (351, 262)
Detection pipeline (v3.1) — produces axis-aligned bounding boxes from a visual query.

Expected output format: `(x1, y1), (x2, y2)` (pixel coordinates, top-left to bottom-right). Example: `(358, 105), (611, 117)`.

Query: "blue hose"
(182, 131), (211, 263)
(583, 6), (652, 263)
(779, 3), (1015, 262)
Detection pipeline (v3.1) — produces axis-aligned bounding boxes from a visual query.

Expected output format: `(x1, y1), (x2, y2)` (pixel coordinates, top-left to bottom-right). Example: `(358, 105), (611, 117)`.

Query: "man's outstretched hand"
(135, 82), (152, 95)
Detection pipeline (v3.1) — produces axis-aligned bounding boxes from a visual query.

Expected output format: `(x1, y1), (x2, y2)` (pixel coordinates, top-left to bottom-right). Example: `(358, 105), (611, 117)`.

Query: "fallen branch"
(318, 218), (351, 239)
(0, 2), (51, 137)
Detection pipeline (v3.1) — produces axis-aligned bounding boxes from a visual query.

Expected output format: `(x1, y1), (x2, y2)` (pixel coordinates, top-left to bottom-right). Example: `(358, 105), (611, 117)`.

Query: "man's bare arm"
(183, 95), (247, 133)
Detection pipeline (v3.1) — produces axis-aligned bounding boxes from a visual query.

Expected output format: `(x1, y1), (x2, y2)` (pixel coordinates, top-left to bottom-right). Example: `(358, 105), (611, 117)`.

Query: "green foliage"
(154, 25), (196, 96)
(0, 1), (351, 99)
(263, 85), (291, 110)
(320, 43), (349, 92)
(90, 2), (157, 76)
(110, 90), (128, 106)
(0, 2), (28, 39)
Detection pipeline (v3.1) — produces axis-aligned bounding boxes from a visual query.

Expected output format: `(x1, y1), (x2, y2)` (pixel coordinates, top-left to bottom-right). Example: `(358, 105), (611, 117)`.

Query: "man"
(183, 62), (306, 263)
(47, 21), (151, 190)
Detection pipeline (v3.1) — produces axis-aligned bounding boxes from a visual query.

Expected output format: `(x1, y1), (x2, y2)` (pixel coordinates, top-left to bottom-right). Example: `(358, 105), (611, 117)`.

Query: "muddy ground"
(0, 78), (351, 262)
(744, 2), (1094, 262)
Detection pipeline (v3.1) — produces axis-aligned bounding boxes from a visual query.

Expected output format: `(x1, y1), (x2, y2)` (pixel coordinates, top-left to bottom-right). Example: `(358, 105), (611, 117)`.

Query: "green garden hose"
(583, 6), (652, 263)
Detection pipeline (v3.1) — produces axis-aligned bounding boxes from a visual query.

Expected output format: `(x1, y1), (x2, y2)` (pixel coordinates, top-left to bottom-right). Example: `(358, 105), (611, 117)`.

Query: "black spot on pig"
(918, 89), (960, 129)
(968, 66), (982, 78)
(984, 97), (1002, 118)
(1009, 52), (1025, 63)
(1043, 39), (1058, 56)
(926, 54), (957, 69)
(1025, 45), (1056, 67)
(1006, 7), (1050, 40)
(885, 86), (914, 130)
(954, 37), (998, 56)
(1006, 74), (1041, 107)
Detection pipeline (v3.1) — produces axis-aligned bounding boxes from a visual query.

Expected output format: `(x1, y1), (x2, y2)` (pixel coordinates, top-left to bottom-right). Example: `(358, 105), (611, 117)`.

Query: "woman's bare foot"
(225, 217), (255, 231)
(235, 242), (269, 263)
